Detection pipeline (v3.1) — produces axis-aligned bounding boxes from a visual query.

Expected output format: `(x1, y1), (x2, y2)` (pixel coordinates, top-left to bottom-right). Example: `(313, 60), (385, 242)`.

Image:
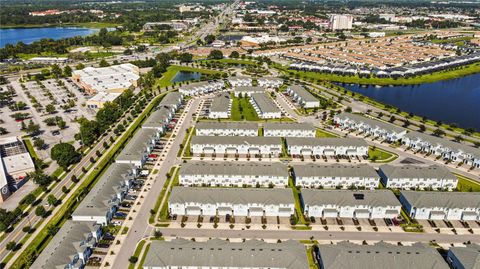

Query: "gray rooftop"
(31, 221), (100, 269)
(142, 107), (171, 129)
(158, 92), (182, 107)
(336, 112), (406, 134)
(264, 122), (315, 131)
(288, 85), (318, 103)
(405, 131), (480, 158)
(209, 92), (231, 113)
(302, 189), (401, 208)
(293, 163), (379, 178)
(170, 186), (294, 205)
(250, 93), (281, 113)
(379, 165), (456, 180)
(72, 163), (135, 218)
(400, 190), (480, 209)
(286, 137), (368, 147)
(196, 121), (258, 131)
(233, 86), (264, 93)
(191, 136), (282, 146)
(448, 244), (480, 269)
(143, 239), (309, 269)
(317, 241), (450, 269)
(181, 81), (209, 90)
(180, 161), (288, 178)
(116, 128), (157, 162)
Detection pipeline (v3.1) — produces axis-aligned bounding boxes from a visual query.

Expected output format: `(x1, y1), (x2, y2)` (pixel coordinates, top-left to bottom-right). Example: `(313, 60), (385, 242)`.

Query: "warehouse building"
(179, 161), (289, 187)
(195, 122), (258, 136)
(292, 164), (379, 189)
(302, 189), (401, 219)
(379, 164), (458, 190)
(399, 191), (480, 220)
(169, 187), (295, 217)
(263, 122), (316, 137)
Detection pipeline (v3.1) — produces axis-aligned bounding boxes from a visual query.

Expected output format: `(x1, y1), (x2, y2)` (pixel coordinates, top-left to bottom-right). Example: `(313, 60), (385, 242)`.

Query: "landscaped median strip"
(8, 91), (171, 269)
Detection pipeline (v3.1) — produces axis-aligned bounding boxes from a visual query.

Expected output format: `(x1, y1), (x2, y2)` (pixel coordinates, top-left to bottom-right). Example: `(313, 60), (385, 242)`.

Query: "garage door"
(461, 211), (478, 221)
(249, 148), (260, 155)
(430, 210), (446, 220)
(218, 207), (233, 215)
(354, 209), (370, 219)
(204, 147), (215, 154)
(226, 147), (237, 154)
(346, 149), (358, 156)
(185, 206), (201, 216)
(324, 149), (335, 156)
(278, 208), (292, 217)
(249, 207), (264, 217)
(385, 209), (400, 219)
(300, 149), (313, 155)
(323, 209), (338, 218)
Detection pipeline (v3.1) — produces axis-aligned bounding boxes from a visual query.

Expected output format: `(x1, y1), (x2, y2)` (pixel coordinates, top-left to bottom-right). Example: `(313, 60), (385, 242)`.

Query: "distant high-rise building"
(329, 14), (353, 30)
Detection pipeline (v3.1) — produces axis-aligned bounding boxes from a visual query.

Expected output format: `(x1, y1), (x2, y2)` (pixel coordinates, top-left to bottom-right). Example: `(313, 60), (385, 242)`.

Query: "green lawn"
(306, 247), (318, 269)
(368, 147), (397, 162)
(158, 168), (180, 222)
(138, 242), (151, 269)
(230, 95), (259, 121)
(155, 65), (224, 88)
(455, 174), (480, 192)
(128, 240), (146, 269)
(315, 129), (338, 138)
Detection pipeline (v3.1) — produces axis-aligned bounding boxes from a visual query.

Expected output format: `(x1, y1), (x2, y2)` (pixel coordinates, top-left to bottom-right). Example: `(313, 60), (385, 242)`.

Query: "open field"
(231, 96), (259, 121)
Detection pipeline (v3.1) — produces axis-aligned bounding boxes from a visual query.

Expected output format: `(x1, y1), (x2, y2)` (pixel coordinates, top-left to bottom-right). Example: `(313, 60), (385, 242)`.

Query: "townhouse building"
(143, 239), (309, 269)
(169, 187), (295, 217)
(286, 85), (320, 108)
(72, 163), (137, 225)
(232, 86), (264, 97)
(286, 137), (369, 157)
(208, 92), (232, 119)
(249, 93), (282, 119)
(116, 128), (159, 168)
(228, 76), (252, 87)
(302, 189), (401, 219)
(399, 191), (480, 221)
(141, 106), (173, 134)
(379, 164), (458, 190)
(447, 244), (480, 269)
(158, 92), (183, 111)
(31, 221), (102, 269)
(195, 122), (258, 136)
(179, 161), (289, 187)
(191, 136), (283, 156)
(257, 77), (284, 89)
(263, 122), (316, 137)
(317, 242), (450, 269)
(402, 131), (480, 168)
(179, 81), (224, 96)
(334, 112), (407, 142)
(292, 164), (380, 189)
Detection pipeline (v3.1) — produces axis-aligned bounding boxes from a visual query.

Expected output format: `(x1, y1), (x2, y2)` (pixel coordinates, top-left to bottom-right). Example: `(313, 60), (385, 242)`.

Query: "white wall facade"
(334, 116), (407, 142)
(296, 175), (379, 189)
(196, 128), (257, 137)
(179, 174), (288, 187)
(305, 204), (401, 219)
(381, 176), (458, 191)
(264, 129), (315, 138)
(191, 143), (282, 156)
(288, 144), (369, 157)
(169, 201), (294, 217)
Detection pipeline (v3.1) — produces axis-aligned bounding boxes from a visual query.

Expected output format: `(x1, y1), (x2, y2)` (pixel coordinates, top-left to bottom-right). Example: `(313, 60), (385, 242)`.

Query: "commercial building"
(399, 191), (480, 221)
(286, 85), (320, 108)
(402, 131), (480, 168)
(317, 242), (450, 269)
(329, 14), (353, 30)
(31, 221), (102, 269)
(179, 161), (288, 187)
(447, 244), (480, 269)
(257, 77), (284, 88)
(232, 86), (264, 97)
(249, 93), (282, 119)
(72, 63), (140, 95)
(195, 122), (258, 136)
(143, 239), (309, 269)
(292, 164), (379, 189)
(208, 92), (232, 119)
(71, 163), (137, 225)
(286, 137), (369, 157)
(143, 21), (188, 31)
(302, 189), (401, 219)
(116, 128), (159, 167)
(379, 164), (458, 190)
(179, 81), (224, 96)
(169, 187), (294, 217)
(86, 92), (122, 109)
(191, 136), (283, 156)
(228, 76), (252, 87)
(334, 112), (407, 142)
(263, 122), (316, 137)
(0, 136), (35, 202)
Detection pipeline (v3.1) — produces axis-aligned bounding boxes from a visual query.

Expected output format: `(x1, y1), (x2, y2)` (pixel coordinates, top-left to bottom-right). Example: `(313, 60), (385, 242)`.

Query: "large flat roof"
(180, 161), (288, 177)
(191, 135), (282, 146)
(379, 164), (456, 180)
(302, 189), (401, 207)
(400, 190), (480, 209)
(170, 186), (293, 205)
(143, 239), (309, 269)
(293, 163), (379, 178)
(317, 242), (449, 269)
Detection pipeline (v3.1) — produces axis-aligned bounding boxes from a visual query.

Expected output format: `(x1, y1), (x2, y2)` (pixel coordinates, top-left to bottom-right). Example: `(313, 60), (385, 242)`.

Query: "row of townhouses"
(208, 92), (232, 119)
(286, 85), (320, 108)
(31, 92), (184, 269)
(179, 80), (224, 96)
(195, 121), (316, 137)
(286, 137), (369, 157)
(190, 136), (283, 156)
(228, 76), (252, 87)
(249, 93), (282, 119)
(334, 112), (480, 168)
(257, 77), (284, 88)
(233, 86), (264, 97)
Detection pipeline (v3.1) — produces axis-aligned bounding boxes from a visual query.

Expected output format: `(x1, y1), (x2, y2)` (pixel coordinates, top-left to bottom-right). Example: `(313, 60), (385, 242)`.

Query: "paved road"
(161, 228), (480, 244)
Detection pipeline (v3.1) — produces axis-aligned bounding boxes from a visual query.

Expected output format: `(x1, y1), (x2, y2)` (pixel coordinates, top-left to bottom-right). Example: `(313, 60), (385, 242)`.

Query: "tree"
(0, 75), (8, 85)
(26, 120), (41, 136)
(208, 50), (223, 60)
(46, 104), (56, 114)
(63, 65), (73, 77)
(22, 193), (36, 205)
(433, 128), (446, 137)
(229, 51), (240, 58)
(51, 143), (80, 169)
(178, 53), (193, 63)
(47, 195), (58, 206)
(50, 64), (63, 78)
(6, 241), (17, 251)
(204, 34), (216, 44)
(46, 224), (59, 236)
(0, 127), (8, 135)
(454, 135), (464, 142)
(99, 59), (110, 67)
(30, 171), (52, 187)
(129, 256), (138, 264)
(75, 63), (85, 70)
(77, 118), (100, 146)
(33, 138), (46, 150)
(57, 119), (66, 129)
(419, 124), (426, 132)
(35, 206), (46, 217)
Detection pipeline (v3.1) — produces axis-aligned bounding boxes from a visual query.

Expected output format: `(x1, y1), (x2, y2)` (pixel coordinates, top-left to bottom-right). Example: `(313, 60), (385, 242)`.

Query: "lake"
(341, 73), (480, 131)
(171, 71), (202, 83)
(0, 27), (99, 48)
